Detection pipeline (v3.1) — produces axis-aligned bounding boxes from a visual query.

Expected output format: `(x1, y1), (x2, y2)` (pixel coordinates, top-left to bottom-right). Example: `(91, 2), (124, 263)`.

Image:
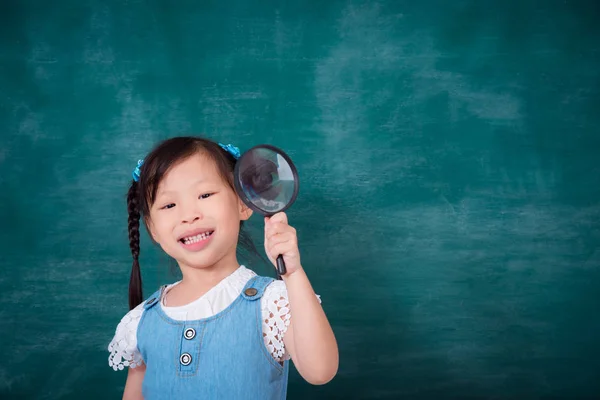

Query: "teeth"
(182, 231), (213, 244)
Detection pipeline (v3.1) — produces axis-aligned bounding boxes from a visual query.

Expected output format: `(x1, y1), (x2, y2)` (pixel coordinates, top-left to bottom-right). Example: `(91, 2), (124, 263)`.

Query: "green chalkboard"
(1, 0), (599, 398)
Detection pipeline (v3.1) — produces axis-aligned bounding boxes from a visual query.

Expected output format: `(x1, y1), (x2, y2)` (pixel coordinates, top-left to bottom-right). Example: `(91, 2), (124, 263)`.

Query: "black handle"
(276, 254), (286, 276)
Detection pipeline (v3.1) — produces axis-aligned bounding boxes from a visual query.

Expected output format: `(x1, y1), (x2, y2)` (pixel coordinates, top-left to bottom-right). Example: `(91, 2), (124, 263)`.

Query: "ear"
(238, 199), (253, 221)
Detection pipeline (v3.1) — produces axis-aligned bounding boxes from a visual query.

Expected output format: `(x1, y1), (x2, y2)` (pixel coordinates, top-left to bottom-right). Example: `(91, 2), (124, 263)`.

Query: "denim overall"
(137, 275), (289, 399)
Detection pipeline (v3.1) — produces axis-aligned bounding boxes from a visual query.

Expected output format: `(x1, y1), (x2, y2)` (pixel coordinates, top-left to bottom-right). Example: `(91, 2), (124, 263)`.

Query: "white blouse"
(108, 266), (320, 371)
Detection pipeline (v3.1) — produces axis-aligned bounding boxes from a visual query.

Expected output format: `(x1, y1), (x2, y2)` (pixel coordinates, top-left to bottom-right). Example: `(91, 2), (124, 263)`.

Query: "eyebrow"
(156, 179), (208, 198)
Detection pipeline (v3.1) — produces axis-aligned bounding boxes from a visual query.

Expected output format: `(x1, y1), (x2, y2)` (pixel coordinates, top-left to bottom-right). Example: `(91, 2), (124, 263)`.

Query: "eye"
(160, 203), (176, 210)
(199, 193), (213, 199)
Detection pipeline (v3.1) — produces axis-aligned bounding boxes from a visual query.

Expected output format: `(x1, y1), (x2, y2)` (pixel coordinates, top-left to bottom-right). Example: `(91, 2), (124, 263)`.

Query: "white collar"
(160, 265), (256, 310)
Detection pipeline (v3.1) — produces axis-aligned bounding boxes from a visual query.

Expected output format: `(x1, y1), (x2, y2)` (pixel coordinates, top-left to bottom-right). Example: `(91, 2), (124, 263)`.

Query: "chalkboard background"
(1, 0), (599, 398)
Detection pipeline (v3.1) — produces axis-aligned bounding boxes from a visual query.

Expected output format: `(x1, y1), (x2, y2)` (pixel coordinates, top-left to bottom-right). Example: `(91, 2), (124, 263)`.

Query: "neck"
(178, 251), (241, 293)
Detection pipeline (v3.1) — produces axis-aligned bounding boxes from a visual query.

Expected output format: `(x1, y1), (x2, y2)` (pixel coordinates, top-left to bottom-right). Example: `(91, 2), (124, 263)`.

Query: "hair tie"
(132, 159), (144, 182)
(219, 143), (241, 160)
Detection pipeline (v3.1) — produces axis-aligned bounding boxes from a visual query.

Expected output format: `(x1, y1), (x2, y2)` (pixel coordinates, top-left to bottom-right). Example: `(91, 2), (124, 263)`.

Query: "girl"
(107, 136), (338, 399)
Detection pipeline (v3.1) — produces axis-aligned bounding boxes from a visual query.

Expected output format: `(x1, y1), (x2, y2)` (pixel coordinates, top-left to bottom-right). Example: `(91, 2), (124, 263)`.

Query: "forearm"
(123, 365), (145, 400)
(284, 267), (338, 383)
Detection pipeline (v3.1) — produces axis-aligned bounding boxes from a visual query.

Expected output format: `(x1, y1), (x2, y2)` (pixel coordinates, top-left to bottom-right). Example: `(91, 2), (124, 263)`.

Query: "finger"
(266, 231), (296, 246)
(265, 223), (292, 239)
(264, 216), (285, 231)
(267, 241), (297, 259)
(266, 231), (296, 248)
(268, 212), (288, 225)
(266, 224), (296, 240)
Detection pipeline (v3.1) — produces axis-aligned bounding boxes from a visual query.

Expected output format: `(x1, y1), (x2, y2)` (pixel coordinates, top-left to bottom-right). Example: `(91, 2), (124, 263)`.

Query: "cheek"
(149, 214), (173, 240)
(218, 197), (243, 228)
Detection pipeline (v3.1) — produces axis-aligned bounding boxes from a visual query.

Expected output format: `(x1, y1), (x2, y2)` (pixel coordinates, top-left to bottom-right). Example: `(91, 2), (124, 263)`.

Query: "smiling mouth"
(179, 231), (214, 245)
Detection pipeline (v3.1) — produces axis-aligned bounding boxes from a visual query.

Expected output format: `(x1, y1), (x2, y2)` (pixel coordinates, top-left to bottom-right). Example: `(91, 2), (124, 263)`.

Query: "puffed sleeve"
(107, 303), (145, 371)
(260, 280), (321, 362)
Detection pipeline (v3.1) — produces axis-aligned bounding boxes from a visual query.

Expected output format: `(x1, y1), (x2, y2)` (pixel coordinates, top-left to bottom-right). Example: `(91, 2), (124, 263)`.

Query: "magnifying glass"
(233, 144), (299, 276)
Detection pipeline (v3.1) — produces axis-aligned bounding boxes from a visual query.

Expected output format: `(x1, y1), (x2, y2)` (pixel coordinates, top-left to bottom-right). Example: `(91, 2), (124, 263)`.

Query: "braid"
(127, 181), (143, 310)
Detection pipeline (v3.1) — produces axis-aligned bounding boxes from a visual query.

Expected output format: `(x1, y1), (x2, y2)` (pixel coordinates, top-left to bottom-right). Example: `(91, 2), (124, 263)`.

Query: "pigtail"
(127, 181), (143, 310)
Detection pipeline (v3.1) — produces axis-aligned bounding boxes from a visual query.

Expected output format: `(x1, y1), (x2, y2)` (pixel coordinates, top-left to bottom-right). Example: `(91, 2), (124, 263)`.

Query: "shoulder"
(115, 301), (146, 336)
(260, 279), (321, 321)
(107, 301), (147, 371)
(262, 279), (286, 302)
(262, 278), (322, 304)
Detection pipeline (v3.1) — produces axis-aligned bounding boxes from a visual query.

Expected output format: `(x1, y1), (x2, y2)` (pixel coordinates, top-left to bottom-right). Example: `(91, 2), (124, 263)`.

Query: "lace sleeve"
(261, 280), (322, 362)
(107, 304), (145, 371)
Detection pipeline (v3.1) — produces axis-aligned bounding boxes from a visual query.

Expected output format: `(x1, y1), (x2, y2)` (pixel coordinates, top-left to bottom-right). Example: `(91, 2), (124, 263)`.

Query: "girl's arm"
(123, 364), (145, 400)
(281, 268), (338, 385)
(264, 213), (339, 385)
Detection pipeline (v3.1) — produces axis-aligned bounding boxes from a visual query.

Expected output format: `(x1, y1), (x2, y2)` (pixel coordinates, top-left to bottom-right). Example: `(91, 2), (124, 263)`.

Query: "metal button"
(146, 298), (157, 306)
(245, 288), (258, 297)
(184, 328), (196, 340)
(180, 353), (192, 366)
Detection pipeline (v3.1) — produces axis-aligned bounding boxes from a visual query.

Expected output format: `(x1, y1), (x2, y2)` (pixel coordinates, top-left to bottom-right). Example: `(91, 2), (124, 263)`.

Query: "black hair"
(126, 136), (265, 310)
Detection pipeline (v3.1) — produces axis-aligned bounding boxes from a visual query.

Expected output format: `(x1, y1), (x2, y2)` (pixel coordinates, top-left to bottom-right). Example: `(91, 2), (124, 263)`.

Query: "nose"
(180, 200), (203, 224)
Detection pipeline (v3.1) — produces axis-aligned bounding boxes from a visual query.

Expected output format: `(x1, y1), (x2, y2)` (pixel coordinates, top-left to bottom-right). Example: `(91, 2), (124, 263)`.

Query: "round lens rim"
(233, 144), (300, 217)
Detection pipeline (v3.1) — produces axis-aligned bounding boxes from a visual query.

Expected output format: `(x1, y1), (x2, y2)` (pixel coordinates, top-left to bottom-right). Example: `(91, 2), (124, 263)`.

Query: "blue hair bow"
(132, 159), (144, 182)
(219, 143), (241, 160)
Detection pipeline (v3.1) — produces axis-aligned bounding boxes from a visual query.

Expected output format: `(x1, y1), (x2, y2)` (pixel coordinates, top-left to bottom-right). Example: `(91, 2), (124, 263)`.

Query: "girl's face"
(147, 152), (252, 270)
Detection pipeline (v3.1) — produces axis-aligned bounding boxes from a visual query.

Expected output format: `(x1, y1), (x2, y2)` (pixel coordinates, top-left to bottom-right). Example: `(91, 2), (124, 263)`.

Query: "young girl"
(107, 137), (338, 399)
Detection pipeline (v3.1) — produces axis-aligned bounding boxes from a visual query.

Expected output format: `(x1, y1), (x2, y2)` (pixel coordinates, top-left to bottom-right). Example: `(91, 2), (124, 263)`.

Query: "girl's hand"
(264, 212), (302, 276)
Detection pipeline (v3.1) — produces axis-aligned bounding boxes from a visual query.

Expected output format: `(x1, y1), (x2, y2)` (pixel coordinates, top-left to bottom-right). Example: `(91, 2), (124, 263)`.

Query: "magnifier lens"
(233, 145), (299, 277)
(236, 148), (297, 215)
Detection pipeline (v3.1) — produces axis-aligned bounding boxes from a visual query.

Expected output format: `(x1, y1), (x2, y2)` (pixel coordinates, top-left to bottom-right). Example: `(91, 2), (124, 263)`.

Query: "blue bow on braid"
(132, 159), (144, 182)
(219, 143), (241, 160)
